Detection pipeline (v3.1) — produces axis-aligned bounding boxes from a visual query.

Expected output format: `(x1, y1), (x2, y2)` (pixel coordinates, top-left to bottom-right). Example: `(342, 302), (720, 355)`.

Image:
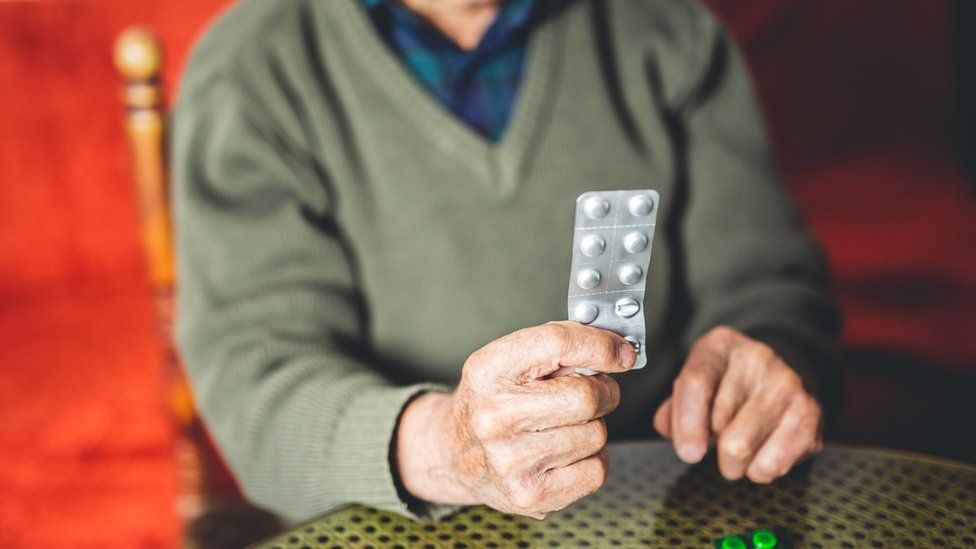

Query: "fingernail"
(677, 443), (705, 463)
(618, 341), (636, 368)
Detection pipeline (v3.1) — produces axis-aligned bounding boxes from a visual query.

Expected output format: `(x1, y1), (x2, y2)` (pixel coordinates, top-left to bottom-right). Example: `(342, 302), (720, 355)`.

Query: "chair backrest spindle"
(113, 27), (282, 542)
(113, 28), (174, 298)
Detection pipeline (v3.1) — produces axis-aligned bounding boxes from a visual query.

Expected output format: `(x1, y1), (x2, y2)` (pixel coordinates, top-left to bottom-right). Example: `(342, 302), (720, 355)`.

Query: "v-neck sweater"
(172, 0), (840, 523)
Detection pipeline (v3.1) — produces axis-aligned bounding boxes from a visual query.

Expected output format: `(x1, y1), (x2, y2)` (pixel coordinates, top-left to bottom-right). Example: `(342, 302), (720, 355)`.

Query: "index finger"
(671, 342), (728, 463)
(516, 374), (621, 431)
(501, 322), (637, 383)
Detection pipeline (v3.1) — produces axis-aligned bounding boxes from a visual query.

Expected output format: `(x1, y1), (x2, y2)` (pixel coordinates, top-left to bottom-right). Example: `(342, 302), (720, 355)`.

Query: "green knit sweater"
(172, 0), (840, 523)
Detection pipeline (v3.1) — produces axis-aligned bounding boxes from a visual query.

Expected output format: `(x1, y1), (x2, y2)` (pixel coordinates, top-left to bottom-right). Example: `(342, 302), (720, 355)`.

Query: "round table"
(257, 441), (976, 548)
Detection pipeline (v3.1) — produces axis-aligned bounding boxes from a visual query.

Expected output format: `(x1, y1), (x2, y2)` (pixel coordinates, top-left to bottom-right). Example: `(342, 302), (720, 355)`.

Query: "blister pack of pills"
(567, 190), (659, 374)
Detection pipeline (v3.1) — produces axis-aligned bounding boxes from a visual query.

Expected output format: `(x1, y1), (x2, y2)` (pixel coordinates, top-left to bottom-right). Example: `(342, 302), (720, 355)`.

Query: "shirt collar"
(362, 0), (543, 52)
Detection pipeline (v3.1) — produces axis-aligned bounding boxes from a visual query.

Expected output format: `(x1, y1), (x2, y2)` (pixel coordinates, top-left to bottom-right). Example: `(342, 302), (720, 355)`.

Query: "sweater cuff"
(328, 382), (461, 520)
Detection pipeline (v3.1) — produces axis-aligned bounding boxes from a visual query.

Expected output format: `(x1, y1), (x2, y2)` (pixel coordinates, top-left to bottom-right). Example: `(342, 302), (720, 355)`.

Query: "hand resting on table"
(654, 326), (824, 484)
(396, 323), (824, 519)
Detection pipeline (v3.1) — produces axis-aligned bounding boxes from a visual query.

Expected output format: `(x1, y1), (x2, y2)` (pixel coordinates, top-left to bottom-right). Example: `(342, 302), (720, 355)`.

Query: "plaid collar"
(360, 0), (548, 140)
(362, 0), (540, 55)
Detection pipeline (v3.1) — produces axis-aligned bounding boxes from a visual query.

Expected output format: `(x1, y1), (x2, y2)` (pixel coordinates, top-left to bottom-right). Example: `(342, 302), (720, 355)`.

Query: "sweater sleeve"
(172, 76), (453, 522)
(674, 6), (843, 414)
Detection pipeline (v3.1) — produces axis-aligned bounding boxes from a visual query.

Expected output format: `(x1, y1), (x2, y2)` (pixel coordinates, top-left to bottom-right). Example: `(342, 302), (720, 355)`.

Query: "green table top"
(258, 441), (976, 548)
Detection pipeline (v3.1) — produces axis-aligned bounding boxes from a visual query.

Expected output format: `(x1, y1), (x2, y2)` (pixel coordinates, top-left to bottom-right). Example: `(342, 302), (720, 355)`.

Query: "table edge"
(822, 443), (976, 472)
(252, 441), (976, 547)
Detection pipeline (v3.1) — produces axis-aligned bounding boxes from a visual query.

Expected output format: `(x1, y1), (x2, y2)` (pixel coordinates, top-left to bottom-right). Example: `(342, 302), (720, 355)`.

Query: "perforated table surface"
(257, 441), (976, 548)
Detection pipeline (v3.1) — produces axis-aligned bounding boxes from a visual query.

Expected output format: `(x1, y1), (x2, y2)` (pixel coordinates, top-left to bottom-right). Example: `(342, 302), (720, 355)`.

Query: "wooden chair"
(113, 28), (281, 547)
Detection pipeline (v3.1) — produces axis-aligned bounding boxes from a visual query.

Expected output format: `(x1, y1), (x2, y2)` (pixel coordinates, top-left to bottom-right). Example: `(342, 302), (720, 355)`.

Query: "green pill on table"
(752, 529), (778, 548)
(719, 536), (748, 549)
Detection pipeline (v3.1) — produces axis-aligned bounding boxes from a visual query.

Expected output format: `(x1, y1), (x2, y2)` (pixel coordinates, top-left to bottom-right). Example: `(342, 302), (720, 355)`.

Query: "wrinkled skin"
(654, 326), (823, 483)
(397, 321), (634, 519)
(397, 323), (824, 519)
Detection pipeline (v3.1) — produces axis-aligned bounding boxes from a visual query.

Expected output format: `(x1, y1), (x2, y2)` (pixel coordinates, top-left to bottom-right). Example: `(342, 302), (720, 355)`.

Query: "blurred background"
(1, 0), (974, 546)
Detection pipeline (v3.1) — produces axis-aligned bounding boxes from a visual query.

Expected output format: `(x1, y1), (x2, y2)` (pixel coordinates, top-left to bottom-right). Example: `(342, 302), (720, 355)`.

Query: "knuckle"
(541, 322), (572, 352)
(807, 396), (823, 416)
(470, 408), (502, 440)
(591, 419), (609, 447)
(585, 473), (606, 497)
(588, 377), (620, 417)
(461, 354), (493, 386)
(779, 372), (805, 396)
(580, 421), (608, 454)
(594, 455), (610, 484)
(718, 457), (743, 481)
(490, 450), (521, 477)
(510, 484), (544, 511)
(801, 428), (822, 454)
(604, 377), (622, 408)
(676, 371), (708, 393)
(704, 326), (728, 341)
(751, 458), (780, 481)
(794, 393), (821, 417)
(460, 354), (481, 379)
(739, 342), (776, 371)
(704, 325), (737, 345)
(721, 437), (752, 460)
(464, 343), (488, 365)
(574, 381), (602, 416)
(577, 459), (609, 499)
(501, 476), (524, 497)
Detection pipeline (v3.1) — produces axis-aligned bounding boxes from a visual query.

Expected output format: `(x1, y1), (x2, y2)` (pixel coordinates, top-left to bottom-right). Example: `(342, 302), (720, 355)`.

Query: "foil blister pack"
(567, 190), (659, 374)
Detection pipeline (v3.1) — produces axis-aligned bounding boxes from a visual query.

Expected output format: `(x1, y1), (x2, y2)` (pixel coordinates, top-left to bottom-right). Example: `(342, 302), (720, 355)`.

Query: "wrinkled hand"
(397, 321), (637, 518)
(653, 326), (823, 483)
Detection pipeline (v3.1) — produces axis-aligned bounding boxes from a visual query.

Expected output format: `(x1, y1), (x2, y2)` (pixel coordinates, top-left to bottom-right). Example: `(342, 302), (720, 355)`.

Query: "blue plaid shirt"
(362, 0), (547, 141)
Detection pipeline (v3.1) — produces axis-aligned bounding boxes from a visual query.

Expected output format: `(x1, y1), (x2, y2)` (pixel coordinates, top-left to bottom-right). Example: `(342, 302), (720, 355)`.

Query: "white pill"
(574, 303), (599, 324)
(583, 197), (610, 219)
(623, 231), (648, 254)
(618, 264), (642, 285)
(576, 269), (601, 290)
(615, 297), (640, 318)
(624, 335), (641, 353)
(580, 234), (606, 257)
(628, 194), (654, 217)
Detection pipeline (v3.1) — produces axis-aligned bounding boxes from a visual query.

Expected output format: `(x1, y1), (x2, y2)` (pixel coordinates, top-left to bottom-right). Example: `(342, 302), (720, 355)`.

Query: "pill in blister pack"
(567, 190), (659, 374)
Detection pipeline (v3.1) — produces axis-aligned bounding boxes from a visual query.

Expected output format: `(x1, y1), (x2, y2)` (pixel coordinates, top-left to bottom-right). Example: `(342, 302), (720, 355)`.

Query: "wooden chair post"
(113, 26), (205, 515)
(114, 27), (282, 545)
(113, 28), (200, 429)
(113, 28), (175, 301)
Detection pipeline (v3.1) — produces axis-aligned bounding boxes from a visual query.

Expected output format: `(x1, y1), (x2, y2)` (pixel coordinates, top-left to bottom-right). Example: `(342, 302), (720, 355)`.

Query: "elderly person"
(173, 0), (840, 522)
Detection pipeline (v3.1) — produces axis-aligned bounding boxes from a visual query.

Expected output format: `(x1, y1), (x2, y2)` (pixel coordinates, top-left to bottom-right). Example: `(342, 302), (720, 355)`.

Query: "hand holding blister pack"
(567, 190), (659, 375)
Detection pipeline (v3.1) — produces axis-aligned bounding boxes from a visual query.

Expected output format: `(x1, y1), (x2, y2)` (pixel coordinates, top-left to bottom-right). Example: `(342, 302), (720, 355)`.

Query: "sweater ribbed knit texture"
(172, 0), (840, 523)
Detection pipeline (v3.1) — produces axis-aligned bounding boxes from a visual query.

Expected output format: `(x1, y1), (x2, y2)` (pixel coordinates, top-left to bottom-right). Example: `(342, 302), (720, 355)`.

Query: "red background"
(1, 0), (974, 546)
